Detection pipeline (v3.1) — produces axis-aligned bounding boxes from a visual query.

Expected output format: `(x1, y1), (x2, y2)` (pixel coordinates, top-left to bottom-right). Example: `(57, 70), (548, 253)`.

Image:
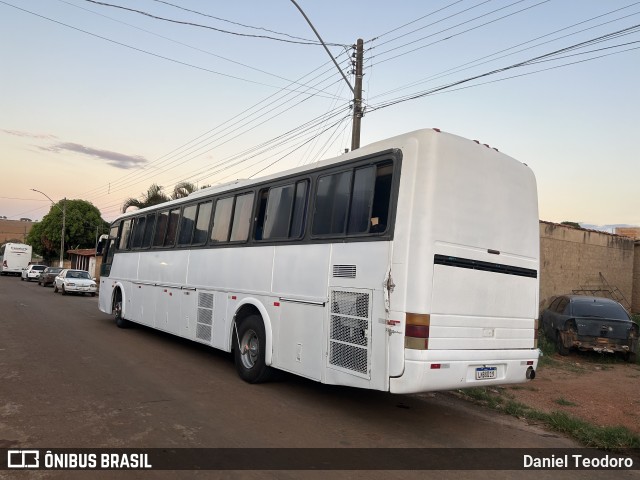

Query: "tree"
(121, 184), (170, 213)
(26, 200), (108, 264)
(561, 221), (581, 229)
(172, 181), (197, 199)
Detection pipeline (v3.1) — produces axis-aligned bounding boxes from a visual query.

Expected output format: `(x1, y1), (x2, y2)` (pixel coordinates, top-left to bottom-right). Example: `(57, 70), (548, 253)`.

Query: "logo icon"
(7, 450), (40, 468)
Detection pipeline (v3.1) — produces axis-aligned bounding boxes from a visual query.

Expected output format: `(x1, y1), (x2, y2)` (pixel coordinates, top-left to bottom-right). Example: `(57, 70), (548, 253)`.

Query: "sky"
(1, 0), (639, 226)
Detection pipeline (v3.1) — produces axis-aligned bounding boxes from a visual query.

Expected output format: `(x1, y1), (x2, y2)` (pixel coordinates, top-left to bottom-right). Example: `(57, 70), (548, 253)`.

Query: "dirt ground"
(501, 352), (640, 434)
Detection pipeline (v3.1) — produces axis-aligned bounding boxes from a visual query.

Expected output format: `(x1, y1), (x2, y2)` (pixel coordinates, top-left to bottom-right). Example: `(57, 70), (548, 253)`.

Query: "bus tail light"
(405, 313), (430, 350)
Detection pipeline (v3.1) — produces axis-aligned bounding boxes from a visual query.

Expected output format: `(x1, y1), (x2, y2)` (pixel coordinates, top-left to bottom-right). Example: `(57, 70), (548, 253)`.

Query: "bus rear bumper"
(389, 349), (539, 394)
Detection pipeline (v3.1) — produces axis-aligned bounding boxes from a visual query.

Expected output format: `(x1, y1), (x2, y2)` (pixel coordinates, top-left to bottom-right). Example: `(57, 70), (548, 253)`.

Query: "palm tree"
(121, 184), (170, 213)
(171, 181), (197, 199)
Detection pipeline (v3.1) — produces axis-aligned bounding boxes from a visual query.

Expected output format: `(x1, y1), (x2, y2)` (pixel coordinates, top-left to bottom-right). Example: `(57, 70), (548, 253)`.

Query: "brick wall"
(539, 221), (635, 312)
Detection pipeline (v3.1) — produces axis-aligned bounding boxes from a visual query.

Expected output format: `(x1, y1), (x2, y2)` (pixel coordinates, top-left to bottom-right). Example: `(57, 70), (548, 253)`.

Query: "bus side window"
(289, 180), (308, 238)
(312, 171), (352, 236)
(347, 166), (375, 234)
(254, 190), (269, 241)
(370, 162), (393, 234)
(119, 219), (132, 250)
(230, 192), (255, 242)
(177, 204), (197, 246)
(153, 211), (169, 247)
(263, 184), (295, 240)
(210, 197), (234, 243)
(141, 214), (156, 248)
(164, 208), (181, 247)
(130, 216), (146, 249)
(192, 201), (213, 245)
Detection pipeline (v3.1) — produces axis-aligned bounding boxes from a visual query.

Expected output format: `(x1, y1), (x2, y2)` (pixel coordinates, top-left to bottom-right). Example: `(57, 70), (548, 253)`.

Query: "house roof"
(66, 248), (96, 257)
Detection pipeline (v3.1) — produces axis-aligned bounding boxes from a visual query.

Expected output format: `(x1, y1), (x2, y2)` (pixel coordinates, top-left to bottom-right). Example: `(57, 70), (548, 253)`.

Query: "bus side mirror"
(96, 234), (108, 255)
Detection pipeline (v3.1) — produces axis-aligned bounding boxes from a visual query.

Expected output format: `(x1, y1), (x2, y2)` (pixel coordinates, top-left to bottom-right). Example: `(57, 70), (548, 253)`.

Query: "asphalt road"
(1, 275), (637, 479)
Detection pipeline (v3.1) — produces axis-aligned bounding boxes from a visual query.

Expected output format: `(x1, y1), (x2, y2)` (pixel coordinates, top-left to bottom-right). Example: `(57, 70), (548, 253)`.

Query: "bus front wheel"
(234, 314), (272, 384)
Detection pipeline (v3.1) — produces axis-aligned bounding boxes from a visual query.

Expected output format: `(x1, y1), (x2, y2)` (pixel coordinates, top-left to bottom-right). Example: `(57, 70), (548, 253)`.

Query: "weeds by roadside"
(458, 387), (640, 450)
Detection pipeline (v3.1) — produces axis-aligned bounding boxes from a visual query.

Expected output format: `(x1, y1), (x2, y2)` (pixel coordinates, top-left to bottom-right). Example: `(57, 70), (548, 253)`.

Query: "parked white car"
(21, 264), (47, 282)
(53, 269), (97, 296)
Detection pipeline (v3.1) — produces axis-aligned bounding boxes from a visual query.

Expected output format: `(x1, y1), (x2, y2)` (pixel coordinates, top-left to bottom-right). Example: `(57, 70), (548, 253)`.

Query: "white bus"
(98, 128), (540, 393)
(0, 242), (33, 276)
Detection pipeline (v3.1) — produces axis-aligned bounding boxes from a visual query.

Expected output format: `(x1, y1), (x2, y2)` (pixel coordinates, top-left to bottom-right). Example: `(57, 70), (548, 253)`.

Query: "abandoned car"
(541, 295), (638, 362)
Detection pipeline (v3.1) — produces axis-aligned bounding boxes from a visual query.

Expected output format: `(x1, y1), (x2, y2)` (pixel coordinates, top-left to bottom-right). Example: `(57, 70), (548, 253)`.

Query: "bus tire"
(113, 291), (129, 328)
(234, 314), (273, 384)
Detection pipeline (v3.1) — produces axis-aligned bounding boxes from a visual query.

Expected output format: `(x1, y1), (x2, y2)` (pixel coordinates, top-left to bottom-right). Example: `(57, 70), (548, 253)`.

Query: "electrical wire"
(371, 0), (551, 65)
(0, 1), (323, 92)
(57, 0), (337, 94)
(367, 26), (640, 112)
(368, 5), (640, 102)
(150, 0), (319, 43)
(83, 0), (347, 46)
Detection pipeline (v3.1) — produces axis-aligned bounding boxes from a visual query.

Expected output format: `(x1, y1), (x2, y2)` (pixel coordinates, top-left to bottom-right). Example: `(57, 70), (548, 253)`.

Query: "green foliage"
(458, 388), (640, 449)
(121, 182), (198, 213)
(560, 221), (581, 229)
(554, 397), (578, 406)
(26, 200), (108, 263)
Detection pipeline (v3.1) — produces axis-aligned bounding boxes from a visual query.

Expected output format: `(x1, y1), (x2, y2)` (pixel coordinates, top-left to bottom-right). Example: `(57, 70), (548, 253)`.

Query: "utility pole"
(289, 2), (365, 151)
(351, 38), (364, 151)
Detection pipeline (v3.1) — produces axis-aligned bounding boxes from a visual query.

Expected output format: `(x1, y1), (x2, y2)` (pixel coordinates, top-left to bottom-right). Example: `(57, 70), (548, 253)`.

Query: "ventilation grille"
(196, 292), (214, 343)
(328, 290), (370, 377)
(333, 265), (356, 279)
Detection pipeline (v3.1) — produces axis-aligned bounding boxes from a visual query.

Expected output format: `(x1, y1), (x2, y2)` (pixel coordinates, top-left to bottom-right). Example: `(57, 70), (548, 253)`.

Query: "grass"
(459, 387), (640, 450)
(554, 397), (577, 407)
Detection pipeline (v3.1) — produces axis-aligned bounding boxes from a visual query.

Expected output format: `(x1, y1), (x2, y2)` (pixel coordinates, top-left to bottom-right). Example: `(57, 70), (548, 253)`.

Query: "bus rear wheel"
(234, 314), (272, 384)
(113, 291), (130, 328)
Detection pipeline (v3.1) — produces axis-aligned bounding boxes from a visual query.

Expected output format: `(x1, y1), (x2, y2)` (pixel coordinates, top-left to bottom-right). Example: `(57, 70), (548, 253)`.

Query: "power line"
(83, 0), (347, 47)
(83, 60), (351, 202)
(371, 0), (493, 48)
(150, 0), (318, 43)
(368, 0), (467, 43)
(368, 25), (640, 112)
(371, 0), (551, 65)
(0, 1), (321, 91)
(368, 5), (640, 102)
(57, 0), (337, 94)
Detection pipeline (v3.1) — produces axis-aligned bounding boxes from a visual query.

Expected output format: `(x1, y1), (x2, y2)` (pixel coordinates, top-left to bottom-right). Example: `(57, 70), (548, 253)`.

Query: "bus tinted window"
(370, 162), (393, 233)
(141, 214), (156, 248)
(312, 171), (352, 235)
(290, 181), (308, 238)
(211, 197), (234, 243)
(119, 219), (132, 250)
(164, 209), (180, 247)
(131, 216), (146, 249)
(264, 185), (294, 240)
(153, 211), (169, 247)
(230, 193), (254, 242)
(347, 166), (375, 234)
(178, 204), (197, 245)
(192, 201), (212, 245)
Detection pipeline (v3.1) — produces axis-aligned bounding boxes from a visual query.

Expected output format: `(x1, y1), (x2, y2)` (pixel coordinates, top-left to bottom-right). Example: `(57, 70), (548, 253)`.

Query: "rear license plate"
(475, 366), (497, 380)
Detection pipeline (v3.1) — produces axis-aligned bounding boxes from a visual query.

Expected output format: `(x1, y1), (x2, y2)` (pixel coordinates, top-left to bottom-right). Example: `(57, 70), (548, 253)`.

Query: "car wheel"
(625, 352), (637, 363)
(20, 276), (24, 281)
(61, 285), (67, 295)
(90, 293), (96, 297)
(233, 314), (273, 384)
(556, 330), (569, 356)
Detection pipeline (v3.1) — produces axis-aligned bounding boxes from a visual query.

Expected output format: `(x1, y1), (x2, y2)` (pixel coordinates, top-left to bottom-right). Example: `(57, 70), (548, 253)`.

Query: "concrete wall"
(633, 242), (640, 314)
(539, 221), (635, 311)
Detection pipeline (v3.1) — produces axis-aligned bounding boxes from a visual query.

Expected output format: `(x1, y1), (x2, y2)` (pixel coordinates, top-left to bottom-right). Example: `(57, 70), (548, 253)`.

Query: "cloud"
(40, 142), (147, 169)
(1, 129), (58, 140)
